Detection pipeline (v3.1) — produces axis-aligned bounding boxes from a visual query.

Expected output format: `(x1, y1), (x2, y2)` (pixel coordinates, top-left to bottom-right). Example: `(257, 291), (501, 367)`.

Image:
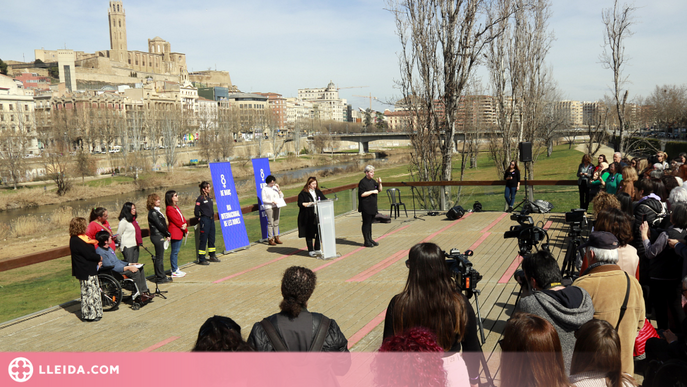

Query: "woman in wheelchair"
(95, 231), (153, 303)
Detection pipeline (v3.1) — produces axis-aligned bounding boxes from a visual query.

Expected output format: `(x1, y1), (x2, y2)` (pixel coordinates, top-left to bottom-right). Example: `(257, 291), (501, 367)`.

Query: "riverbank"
(0, 150), (411, 260)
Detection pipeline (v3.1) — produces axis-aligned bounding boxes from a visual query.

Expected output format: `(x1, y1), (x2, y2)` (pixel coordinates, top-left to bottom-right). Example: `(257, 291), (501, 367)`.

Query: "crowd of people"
(69, 181), (219, 321)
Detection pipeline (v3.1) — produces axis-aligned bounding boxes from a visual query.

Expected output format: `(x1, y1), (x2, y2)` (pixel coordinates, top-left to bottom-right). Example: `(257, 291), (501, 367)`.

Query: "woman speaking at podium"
(297, 176), (327, 257)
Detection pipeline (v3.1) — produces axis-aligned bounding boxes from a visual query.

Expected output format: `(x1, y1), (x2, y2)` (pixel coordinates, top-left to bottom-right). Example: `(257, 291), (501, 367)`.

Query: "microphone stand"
(401, 182), (425, 221)
(141, 245), (168, 299)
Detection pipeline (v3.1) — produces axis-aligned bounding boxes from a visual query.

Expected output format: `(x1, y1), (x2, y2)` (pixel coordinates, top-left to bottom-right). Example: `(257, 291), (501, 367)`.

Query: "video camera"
(503, 212), (548, 255)
(444, 248), (482, 299)
(565, 208), (588, 237)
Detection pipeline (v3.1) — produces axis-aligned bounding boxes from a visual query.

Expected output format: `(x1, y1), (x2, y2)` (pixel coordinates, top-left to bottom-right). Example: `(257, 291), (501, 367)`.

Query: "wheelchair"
(98, 266), (150, 311)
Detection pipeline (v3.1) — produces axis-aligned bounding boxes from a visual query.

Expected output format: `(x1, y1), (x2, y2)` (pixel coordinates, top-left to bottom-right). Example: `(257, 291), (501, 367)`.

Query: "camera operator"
(516, 250), (594, 374)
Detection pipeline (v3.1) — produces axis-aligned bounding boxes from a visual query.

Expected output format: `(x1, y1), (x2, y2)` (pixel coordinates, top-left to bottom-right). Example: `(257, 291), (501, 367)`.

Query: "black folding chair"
(386, 188), (408, 219)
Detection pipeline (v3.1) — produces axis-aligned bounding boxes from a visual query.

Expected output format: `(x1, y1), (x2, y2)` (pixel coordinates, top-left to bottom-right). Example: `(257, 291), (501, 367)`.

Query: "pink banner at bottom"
(2, 352), (489, 387)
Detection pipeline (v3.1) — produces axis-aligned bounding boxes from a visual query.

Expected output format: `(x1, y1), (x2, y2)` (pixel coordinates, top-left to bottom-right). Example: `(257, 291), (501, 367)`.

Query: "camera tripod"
(510, 161), (533, 213)
(560, 222), (587, 280)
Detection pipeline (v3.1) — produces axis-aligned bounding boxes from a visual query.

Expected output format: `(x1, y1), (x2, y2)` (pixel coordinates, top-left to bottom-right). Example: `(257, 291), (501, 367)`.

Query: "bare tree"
(646, 84), (687, 135)
(600, 0), (636, 153)
(389, 0), (508, 192)
(42, 141), (71, 196)
(0, 122), (30, 189)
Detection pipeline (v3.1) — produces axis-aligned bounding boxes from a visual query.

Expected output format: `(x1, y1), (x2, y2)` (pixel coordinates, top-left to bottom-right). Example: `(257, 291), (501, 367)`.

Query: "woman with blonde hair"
(619, 166), (638, 198)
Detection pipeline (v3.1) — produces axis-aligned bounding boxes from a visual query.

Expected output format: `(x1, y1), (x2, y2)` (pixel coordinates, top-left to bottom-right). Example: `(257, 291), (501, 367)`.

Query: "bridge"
(306, 129), (591, 154)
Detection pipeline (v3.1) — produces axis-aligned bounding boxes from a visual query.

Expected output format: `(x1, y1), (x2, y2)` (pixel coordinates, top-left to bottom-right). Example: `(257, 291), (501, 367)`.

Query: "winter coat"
(518, 286), (595, 374)
(297, 189), (326, 238)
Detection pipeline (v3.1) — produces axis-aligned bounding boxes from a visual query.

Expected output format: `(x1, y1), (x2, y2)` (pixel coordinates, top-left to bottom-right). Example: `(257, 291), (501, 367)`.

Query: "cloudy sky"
(1, 0), (685, 111)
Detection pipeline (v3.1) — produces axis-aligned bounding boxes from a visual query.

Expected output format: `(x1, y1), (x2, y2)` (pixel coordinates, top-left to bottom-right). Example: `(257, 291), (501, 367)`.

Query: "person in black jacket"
(247, 266), (349, 356)
(504, 160), (520, 212)
(359, 165), (382, 247)
(383, 243), (482, 387)
(633, 178), (666, 288)
(297, 177), (327, 256)
(194, 181), (218, 265)
(147, 193), (172, 283)
(69, 217), (103, 322)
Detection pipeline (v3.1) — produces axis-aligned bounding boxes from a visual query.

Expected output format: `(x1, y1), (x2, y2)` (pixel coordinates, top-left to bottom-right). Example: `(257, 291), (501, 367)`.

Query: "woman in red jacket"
(165, 190), (188, 278)
(86, 207), (116, 251)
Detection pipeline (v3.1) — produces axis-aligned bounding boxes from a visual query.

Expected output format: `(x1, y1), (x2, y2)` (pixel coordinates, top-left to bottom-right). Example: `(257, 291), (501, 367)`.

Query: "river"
(0, 159), (377, 226)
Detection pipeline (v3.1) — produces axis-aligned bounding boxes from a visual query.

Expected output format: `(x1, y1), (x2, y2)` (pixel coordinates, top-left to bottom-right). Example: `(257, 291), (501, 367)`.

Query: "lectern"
(316, 199), (338, 259)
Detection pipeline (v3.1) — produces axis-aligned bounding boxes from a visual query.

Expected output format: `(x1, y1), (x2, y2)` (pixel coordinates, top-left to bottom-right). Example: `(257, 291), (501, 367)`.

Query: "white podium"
(316, 199), (338, 260)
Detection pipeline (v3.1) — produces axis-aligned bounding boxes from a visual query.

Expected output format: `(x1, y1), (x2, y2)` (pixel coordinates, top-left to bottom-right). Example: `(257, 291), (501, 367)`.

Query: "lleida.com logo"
(8, 357), (33, 383)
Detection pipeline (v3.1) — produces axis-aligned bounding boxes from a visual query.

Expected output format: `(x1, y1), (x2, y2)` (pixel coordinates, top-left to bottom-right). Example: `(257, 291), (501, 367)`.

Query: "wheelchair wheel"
(98, 274), (122, 311)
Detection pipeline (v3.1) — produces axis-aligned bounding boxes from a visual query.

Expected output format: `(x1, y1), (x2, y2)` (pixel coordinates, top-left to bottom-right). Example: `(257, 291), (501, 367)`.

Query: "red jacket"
(166, 205), (188, 241)
(86, 220), (116, 251)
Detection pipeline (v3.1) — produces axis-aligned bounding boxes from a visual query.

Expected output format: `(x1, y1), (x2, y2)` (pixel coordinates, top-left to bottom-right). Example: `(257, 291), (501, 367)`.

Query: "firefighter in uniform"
(194, 181), (220, 265)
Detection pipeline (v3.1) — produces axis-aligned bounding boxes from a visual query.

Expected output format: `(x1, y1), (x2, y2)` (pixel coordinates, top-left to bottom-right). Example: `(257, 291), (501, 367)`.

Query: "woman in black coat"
(297, 176), (327, 256)
(147, 193), (172, 283)
(69, 217), (103, 322)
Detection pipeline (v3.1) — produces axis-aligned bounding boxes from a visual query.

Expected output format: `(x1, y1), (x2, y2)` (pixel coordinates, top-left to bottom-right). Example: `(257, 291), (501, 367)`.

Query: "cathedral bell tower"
(108, 1), (128, 63)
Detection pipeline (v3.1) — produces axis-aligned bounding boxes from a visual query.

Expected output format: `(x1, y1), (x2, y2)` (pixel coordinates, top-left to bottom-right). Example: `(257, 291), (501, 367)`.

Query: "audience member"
(591, 191), (620, 215)
(636, 158), (650, 179)
(594, 208), (639, 279)
(116, 202), (142, 263)
(69, 217), (103, 322)
(644, 276), (687, 363)
(619, 166), (637, 199)
(95, 230), (152, 303)
(382, 242), (482, 387)
(248, 266), (349, 355)
(374, 327), (450, 387)
(640, 203), (687, 333)
(517, 250), (594, 373)
(569, 319), (638, 387)
(192, 315), (252, 352)
(616, 192), (634, 217)
(573, 231), (645, 375)
(499, 313), (570, 387)
(578, 154), (595, 210)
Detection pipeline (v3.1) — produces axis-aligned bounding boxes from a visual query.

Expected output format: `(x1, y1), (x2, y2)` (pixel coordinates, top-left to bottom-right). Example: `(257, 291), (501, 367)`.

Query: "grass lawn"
(0, 144), (586, 323)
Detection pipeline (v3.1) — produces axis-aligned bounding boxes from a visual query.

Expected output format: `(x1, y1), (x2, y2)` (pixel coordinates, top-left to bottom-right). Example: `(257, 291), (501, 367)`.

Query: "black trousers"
(362, 212), (375, 243)
(650, 278), (684, 333)
(150, 236), (166, 281)
(306, 236), (320, 252)
(578, 182), (591, 210)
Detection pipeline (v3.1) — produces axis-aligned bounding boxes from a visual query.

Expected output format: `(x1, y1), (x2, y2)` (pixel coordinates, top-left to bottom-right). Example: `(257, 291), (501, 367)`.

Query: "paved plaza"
(0, 210), (573, 382)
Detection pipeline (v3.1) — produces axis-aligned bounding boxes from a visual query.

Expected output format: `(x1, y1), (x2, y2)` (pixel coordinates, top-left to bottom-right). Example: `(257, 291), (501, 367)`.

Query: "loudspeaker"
(519, 142), (532, 162)
(446, 205), (466, 220)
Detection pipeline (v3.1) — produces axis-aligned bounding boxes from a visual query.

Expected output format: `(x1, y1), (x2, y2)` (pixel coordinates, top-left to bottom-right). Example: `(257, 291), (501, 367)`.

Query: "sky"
(1, 0), (686, 112)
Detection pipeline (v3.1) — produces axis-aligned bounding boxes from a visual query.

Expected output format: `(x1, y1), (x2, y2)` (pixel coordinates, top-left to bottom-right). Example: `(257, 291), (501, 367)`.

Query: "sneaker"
(308, 251), (318, 257)
(172, 270), (186, 278)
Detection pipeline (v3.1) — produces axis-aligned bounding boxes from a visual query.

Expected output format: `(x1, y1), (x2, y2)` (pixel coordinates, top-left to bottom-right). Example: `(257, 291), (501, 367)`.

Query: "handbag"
(634, 318), (660, 357)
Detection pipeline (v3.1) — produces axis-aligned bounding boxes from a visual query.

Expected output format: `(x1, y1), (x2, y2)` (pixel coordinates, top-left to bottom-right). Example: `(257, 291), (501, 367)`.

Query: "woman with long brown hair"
(570, 319), (638, 387)
(383, 242), (481, 387)
(297, 176), (327, 256)
(499, 313), (570, 387)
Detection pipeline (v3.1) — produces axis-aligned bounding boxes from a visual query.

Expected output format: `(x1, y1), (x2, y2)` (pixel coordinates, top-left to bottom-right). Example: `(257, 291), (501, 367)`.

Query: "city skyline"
(1, 0), (686, 111)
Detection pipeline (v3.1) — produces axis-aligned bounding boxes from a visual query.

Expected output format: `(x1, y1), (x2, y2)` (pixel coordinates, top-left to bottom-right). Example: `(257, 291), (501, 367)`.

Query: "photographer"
(383, 243), (482, 387)
(517, 250), (594, 374)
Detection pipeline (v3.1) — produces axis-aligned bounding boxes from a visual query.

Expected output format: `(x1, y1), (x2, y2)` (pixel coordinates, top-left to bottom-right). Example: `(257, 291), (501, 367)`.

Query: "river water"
(1, 159), (375, 226)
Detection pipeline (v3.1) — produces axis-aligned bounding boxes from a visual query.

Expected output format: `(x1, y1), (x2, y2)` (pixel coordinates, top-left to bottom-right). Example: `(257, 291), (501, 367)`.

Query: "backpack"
(528, 200), (554, 214)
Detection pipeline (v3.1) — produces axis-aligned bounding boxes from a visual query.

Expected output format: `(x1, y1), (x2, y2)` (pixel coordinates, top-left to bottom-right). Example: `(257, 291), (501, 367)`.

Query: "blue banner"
(251, 158), (271, 240)
(209, 162), (250, 253)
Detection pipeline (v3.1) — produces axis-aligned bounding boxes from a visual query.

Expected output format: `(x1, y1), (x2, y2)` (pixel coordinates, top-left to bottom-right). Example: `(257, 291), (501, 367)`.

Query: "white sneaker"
(308, 251), (318, 257)
(172, 270), (186, 278)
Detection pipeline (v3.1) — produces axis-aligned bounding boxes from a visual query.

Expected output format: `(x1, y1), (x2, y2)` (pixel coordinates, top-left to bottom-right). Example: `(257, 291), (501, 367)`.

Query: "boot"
(268, 238), (277, 246)
(208, 253), (221, 263)
(274, 235), (283, 244)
